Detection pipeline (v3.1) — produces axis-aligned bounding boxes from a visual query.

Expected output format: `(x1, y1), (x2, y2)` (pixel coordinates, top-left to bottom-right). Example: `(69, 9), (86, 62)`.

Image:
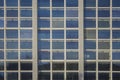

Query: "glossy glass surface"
(84, 72), (96, 80)
(84, 8), (96, 17)
(98, 62), (110, 71)
(38, 51), (50, 60)
(84, 51), (96, 60)
(112, 9), (120, 17)
(38, 8), (50, 17)
(21, 72), (32, 80)
(38, 19), (50, 28)
(52, 52), (64, 60)
(98, 19), (110, 28)
(7, 40), (18, 49)
(7, 19), (18, 27)
(66, 19), (78, 28)
(0, 0), (4, 6)
(38, 0), (50, 7)
(66, 63), (78, 70)
(7, 72), (18, 80)
(38, 30), (50, 39)
(52, 63), (64, 70)
(53, 72), (64, 80)
(113, 73), (120, 80)
(52, 41), (64, 49)
(66, 30), (78, 39)
(0, 40), (4, 49)
(0, 9), (4, 17)
(38, 40), (50, 49)
(6, 51), (18, 59)
(84, 62), (96, 71)
(66, 52), (78, 60)
(0, 30), (4, 38)
(98, 42), (110, 49)
(98, 30), (110, 39)
(52, 9), (64, 17)
(112, 20), (120, 28)
(38, 62), (50, 70)
(113, 30), (120, 39)
(52, 19), (64, 28)
(20, 40), (32, 49)
(0, 62), (4, 70)
(0, 19), (4, 27)
(6, 0), (18, 6)
(113, 41), (120, 49)
(84, 0), (96, 7)
(84, 40), (96, 49)
(20, 0), (32, 6)
(7, 9), (18, 17)
(52, 30), (64, 39)
(84, 30), (96, 39)
(66, 42), (78, 49)
(112, 52), (120, 60)
(21, 62), (32, 70)
(112, 62), (120, 71)
(98, 9), (110, 17)
(0, 72), (4, 80)
(84, 19), (96, 28)
(98, 73), (109, 80)
(38, 72), (50, 80)
(66, 0), (78, 7)
(7, 62), (18, 70)
(52, 0), (64, 7)
(67, 72), (78, 80)
(112, 0), (120, 7)
(6, 30), (18, 38)
(20, 19), (32, 27)
(98, 0), (110, 7)
(20, 30), (32, 38)
(66, 9), (78, 17)
(21, 9), (32, 17)
(20, 51), (32, 59)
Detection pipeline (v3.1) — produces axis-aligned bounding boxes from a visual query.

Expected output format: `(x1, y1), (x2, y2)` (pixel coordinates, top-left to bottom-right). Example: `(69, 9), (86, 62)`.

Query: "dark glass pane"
(0, 51), (4, 59)
(7, 9), (18, 17)
(7, 72), (18, 80)
(98, 19), (110, 28)
(52, 63), (64, 70)
(0, 62), (4, 70)
(21, 72), (32, 80)
(38, 62), (50, 70)
(38, 0), (50, 7)
(112, 20), (120, 28)
(98, 41), (110, 49)
(66, 42), (78, 49)
(98, 62), (110, 71)
(38, 72), (50, 80)
(66, 30), (78, 39)
(52, 52), (64, 60)
(7, 62), (18, 70)
(7, 51), (18, 59)
(0, 72), (4, 80)
(112, 9), (120, 17)
(38, 8), (50, 17)
(98, 52), (109, 60)
(113, 73), (120, 80)
(38, 40), (50, 49)
(84, 40), (96, 49)
(0, 0), (4, 6)
(112, 52), (120, 60)
(21, 9), (32, 17)
(20, 19), (32, 27)
(67, 72), (78, 80)
(6, 0), (18, 6)
(0, 40), (4, 49)
(52, 8), (64, 17)
(6, 30), (18, 38)
(52, 30), (64, 39)
(0, 9), (4, 17)
(20, 0), (32, 6)
(21, 62), (32, 70)
(113, 41), (120, 49)
(52, 41), (64, 49)
(20, 40), (32, 49)
(0, 19), (4, 28)
(66, 63), (78, 70)
(38, 30), (50, 39)
(112, 0), (120, 7)
(66, 52), (78, 60)
(38, 51), (50, 60)
(84, 8), (96, 17)
(84, 19), (96, 28)
(7, 40), (18, 49)
(84, 0), (96, 7)
(53, 72), (64, 80)
(20, 30), (32, 38)
(66, 9), (78, 17)
(84, 62), (96, 71)
(112, 62), (120, 71)
(66, 0), (78, 7)
(20, 51), (32, 59)
(52, 0), (64, 7)
(7, 19), (18, 27)
(113, 30), (120, 39)
(0, 30), (4, 38)
(98, 73), (109, 80)
(98, 30), (110, 39)
(66, 19), (78, 28)
(98, 0), (110, 7)
(84, 72), (96, 80)
(84, 51), (96, 60)
(98, 9), (110, 17)
(38, 19), (50, 28)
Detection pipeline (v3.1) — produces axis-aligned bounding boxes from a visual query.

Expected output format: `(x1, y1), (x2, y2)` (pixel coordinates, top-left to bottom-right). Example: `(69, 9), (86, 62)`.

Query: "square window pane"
(112, 0), (120, 7)
(20, 19), (32, 27)
(84, 30), (96, 39)
(6, 30), (18, 38)
(66, 62), (78, 70)
(84, 0), (96, 7)
(52, 0), (64, 7)
(38, 62), (50, 70)
(7, 18), (18, 27)
(52, 30), (64, 39)
(38, 30), (50, 39)
(98, 0), (110, 7)
(0, 9), (4, 17)
(66, 0), (78, 7)
(66, 41), (78, 49)
(21, 72), (32, 80)
(20, 51), (32, 59)
(38, 8), (50, 17)
(52, 8), (64, 17)
(66, 19), (78, 28)
(67, 72), (78, 80)
(52, 41), (64, 49)
(53, 72), (64, 80)
(98, 30), (110, 39)
(38, 51), (50, 60)
(7, 72), (18, 80)
(38, 19), (50, 28)
(98, 62), (110, 71)
(20, 40), (32, 49)
(7, 9), (18, 17)
(0, 0), (4, 6)
(53, 52), (64, 60)
(66, 30), (78, 39)
(20, 30), (32, 38)
(21, 62), (32, 70)
(66, 52), (78, 60)
(112, 9), (120, 17)
(84, 51), (96, 60)
(38, 72), (50, 80)
(38, 40), (50, 49)
(84, 62), (96, 71)
(52, 19), (64, 28)
(7, 62), (18, 70)
(6, 51), (18, 59)
(7, 40), (18, 49)
(66, 9), (78, 17)
(21, 9), (32, 17)
(38, 0), (50, 7)
(20, 0), (32, 6)
(52, 63), (64, 70)
(6, 0), (18, 6)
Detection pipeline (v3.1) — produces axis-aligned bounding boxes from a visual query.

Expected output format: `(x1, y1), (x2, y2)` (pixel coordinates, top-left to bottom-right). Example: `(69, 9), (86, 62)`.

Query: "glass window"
(38, 30), (50, 39)
(52, 19), (64, 28)
(66, 9), (78, 17)
(113, 73), (120, 80)
(98, 41), (110, 49)
(67, 72), (78, 80)
(112, 52), (120, 60)
(0, 30), (4, 38)
(7, 72), (18, 80)
(84, 72), (96, 80)
(52, 41), (64, 49)
(52, 63), (64, 70)
(7, 40), (18, 49)
(38, 72), (50, 80)
(112, 19), (120, 28)
(112, 41), (120, 49)
(113, 30), (120, 39)
(21, 9), (32, 17)
(38, 62), (50, 70)
(84, 19), (96, 28)
(20, 51), (32, 59)
(0, 51), (4, 59)
(84, 51), (96, 60)
(84, 30), (96, 39)
(0, 40), (4, 49)
(0, 0), (4, 6)
(6, 0), (18, 6)
(98, 9), (110, 17)
(98, 19), (110, 28)
(20, 19), (32, 27)
(20, 30), (32, 38)
(98, 52), (109, 60)
(98, 73), (109, 80)
(38, 51), (50, 60)
(98, 62), (110, 71)
(53, 72), (64, 80)
(66, 62), (78, 70)
(52, 0), (64, 7)
(0, 9), (4, 17)
(20, 62), (32, 70)
(52, 52), (64, 60)
(6, 30), (18, 38)
(52, 30), (64, 39)
(20, 40), (32, 49)
(7, 62), (18, 70)
(112, 0), (120, 7)
(66, 0), (78, 7)
(112, 9), (120, 17)
(0, 62), (4, 70)
(38, 0), (50, 7)
(98, 30), (110, 39)
(66, 19), (78, 28)
(52, 8), (64, 17)
(84, 40), (96, 49)
(84, 8), (96, 17)
(21, 72), (32, 80)
(38, 40), (50, 49)
(38, 8), (50, 17)
(38, 19), (50, 28)
(66, 30), (78, 39)
(98, 0), (110, 7)
(6, 51), (18, 59)
(112, 62), (120, 71)
(0, 19), (4, 28)
(66, 41), (78, 49)
(20, 0), (32, 6)
(7, 18), (18, 27)
(66, 52), (78, 60)
(7, 9), (18, 17)
(84, 0), (96, 7)
(84, 62), (96, 71)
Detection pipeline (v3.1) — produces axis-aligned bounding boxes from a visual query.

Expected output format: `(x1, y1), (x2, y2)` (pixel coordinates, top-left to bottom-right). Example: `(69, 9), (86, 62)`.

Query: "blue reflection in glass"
(66, 42), (78, 49)
(38, 19), (50, 28)
(66, 19), (78, 28)
(84, 0), (96, 7)
(38, 0), (50, 7)
(84, 9), (96, 17)
(53, 52), (64, 60)
(7, 19), (18, 27)
(112, 20), (120, 28)
(21, 19), (32, 27)
(113, 30), (120, 39)
(38, 40), (50, 49)
(0, 30), (4, 38)
(52, 9), (64, 17)
(66, 9), (78, 17)
(7, 51), (18, 59)
(38, 30), (50, 39)
(20, 0), (32, 6)
(84, 40), (96, 49)
(52, 30), (64, 39)
(38, 51), (50, 60)
(113, 41), (120, 49)
(0, 0), (4, 6)
(21, 51), (32, 59)
(7, 9), (18, 17)
(112, 52), (120, 60)
(52, 0), (64, 7)
(38, 8), (50, 17)
(7, 40), (18, 49)
(21, 9), (32, 17)
(0, 40), (4, 49)
(98, 9), (110, 17)
(0, 51), (4, 59)
(6, 0), (18, 6)
(20, 41), (32, 49)
(98, 30), (110, 39)
(112, 0), (120, 7)
(0, 9), (4, 17)
(84, 19), (96, 28)
(98, 0), (110, 7)
(66, 0), (78, 7)
(6, 30), (18, 38)
(113, 10), (120, 17)
(66, 30), (78, 39)
(84, 51), (96, 60)
(0, 72), (4, 80)
(0, 19), (4, 27)
(52, 41), (64, 49)
(66, 52), (78, 60)
(20, 30), (32, 38)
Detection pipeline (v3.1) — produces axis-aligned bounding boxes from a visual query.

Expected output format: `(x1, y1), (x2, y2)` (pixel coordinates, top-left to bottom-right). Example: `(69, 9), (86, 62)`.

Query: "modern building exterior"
(0, 0), (120, 80)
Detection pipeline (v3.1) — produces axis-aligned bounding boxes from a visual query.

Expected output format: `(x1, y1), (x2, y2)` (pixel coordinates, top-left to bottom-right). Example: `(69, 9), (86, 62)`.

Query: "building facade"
(0, 0), (120, 80)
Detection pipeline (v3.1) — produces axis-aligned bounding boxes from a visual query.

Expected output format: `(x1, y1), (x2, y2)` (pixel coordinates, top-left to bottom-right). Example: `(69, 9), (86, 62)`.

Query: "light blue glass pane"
(98, 9), (110, 17)
(112, 20), (120, 28)
(52, 9), (64, 17)
(6, 30), (18, 38)
(7, 19), (18, 27)
(0, 30), (4, 38)
(21, 9), (32, 17)
(38, 51), (50, 60)
(84, 9), (96, 17)
(84, 0), (96, 7)
(0, 0), (4, 6)
(20, 51), (32, 59)
(7, 51), (18, 59)
(66, 9), (78, 17)
(98, 30), (110, 39)
(6, 0), (18, 6)
(66, 52), (78, 60)
(52, 41), (64, 49)
(0, 9), (4, 17)
(66, 0), (78, 7)
(38, 30), (50, 39)
(112, 0), (120, 7)
(20, 0), (32, 6)
(98, 0), (110, 7)
(7, 10), (18, 17)
(84, 40), (96, 49)
(38, 8), (50, 17)
(53, 52), (64, 60)
(66, 19), (78, 28)
(112, 52), (120, 60)
(0, 51), (4, 59)
(66, 30), (78, 39)
(0, 40), (4, 49)
(38, 40), (50, 49)
(21, 19), (32, 27)
(38, 0), (50, 7)
(113, 30), (120, 39)
(7, 41), (18, 49)
(38, 19), (50, 28)
(52, 30), (64, 39)
(20, 41), (32, 49)
(84, 19), (96, 28)
(66, 42), (78, 49)
(0, 19), (4, 27)
(20, 30), (32, 38)
(113, 41), (120, 49)
(84, 51), (96, 60)
(52, 0), (64, 7)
